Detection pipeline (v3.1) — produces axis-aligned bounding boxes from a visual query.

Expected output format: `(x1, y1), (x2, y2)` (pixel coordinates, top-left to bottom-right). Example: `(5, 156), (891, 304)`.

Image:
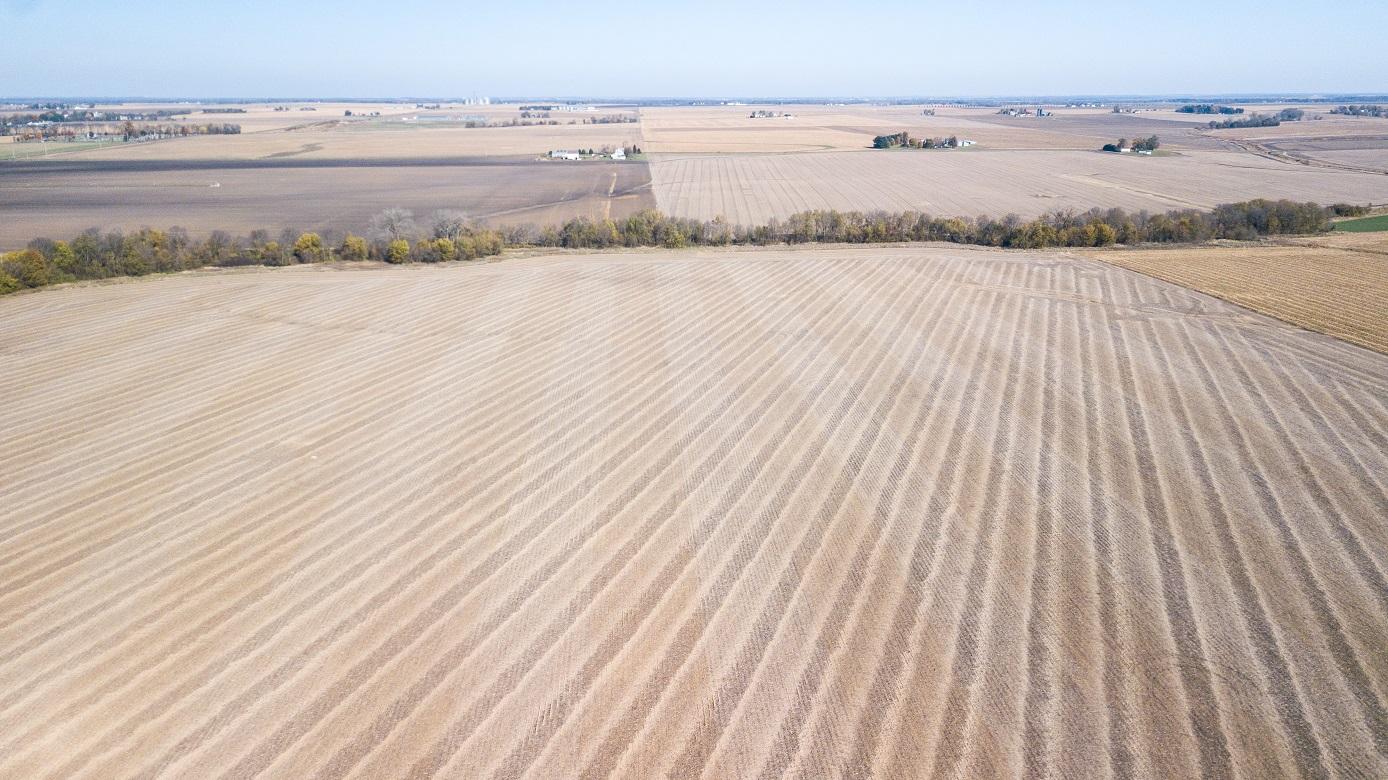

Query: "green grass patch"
(2, 139), (124, 160)
(1333, 214), (1388, 232)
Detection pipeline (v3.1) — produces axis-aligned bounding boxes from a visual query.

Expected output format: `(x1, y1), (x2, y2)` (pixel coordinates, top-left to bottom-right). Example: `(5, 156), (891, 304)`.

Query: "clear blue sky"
(2, 0), (1384, 98)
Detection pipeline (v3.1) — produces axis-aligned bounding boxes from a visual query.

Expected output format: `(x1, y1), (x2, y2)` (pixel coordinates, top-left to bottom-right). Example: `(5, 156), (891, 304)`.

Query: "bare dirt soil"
(0, 157), (654, 246)
(1, 244), (1385, 778)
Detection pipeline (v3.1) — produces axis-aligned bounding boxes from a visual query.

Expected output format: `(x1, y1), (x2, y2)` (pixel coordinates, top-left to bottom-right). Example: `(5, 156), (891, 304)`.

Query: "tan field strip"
(648, 149), (1388, 224)
(1084, 233), (1388, 353)
(1, 245), (1386, 778)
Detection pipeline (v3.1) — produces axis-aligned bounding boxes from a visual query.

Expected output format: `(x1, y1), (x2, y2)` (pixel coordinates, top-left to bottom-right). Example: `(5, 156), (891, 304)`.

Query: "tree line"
(1206, 108), (1303, 129)
(1102, 135), (1159, 152)
(0, 209), (504, 295)
(1177, 104), (1243, 115)
(514, 199), (1337, 250)
(1331, 105), (1386, 117)
(0, 200), (1354, 296)
(119, 122), (242, 140)
(1, 107), (192, 133)
(10, 121), (241, 142)
(872, 131), (961, 149)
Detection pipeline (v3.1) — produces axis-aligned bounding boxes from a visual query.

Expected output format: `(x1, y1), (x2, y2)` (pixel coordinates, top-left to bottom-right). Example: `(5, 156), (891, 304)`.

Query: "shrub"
(292, 232), (327, 263)
(1, 249), (50, 288)
(0, 271), (21, 295)
(339, 234), (369, 261)
(385, 239), (411, 264)
(412, 237), (457, 262)
(259, 241), (288, 266)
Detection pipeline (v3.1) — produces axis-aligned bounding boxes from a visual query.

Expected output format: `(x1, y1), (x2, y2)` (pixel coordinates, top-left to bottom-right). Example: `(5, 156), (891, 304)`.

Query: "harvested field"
(649, 148), (1388, 224)
(1084, 232), (1388, 352)
(1, 244), (1386, 778)
(46, 118), (643, 163)
(7, 103), (1386, 250)
(1292, 148), (1388, 175)
(0, 157), (654, 247)
(637, 105), (1237, 154)
(966, 111), (1229, 150)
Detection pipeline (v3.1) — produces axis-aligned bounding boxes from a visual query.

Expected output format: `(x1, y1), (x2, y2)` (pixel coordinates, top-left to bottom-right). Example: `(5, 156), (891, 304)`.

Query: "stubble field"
(1083, 231), (1388, 353)
(1, 244), (1385, 778)
(648, 147), (1388, 224)
(642, 105), (1388, 224)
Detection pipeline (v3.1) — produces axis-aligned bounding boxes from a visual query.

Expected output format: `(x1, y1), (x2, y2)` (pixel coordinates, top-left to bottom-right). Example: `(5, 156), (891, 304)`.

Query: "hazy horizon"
(6, 92), (1388, 103)
(3, 0), (1385, 98)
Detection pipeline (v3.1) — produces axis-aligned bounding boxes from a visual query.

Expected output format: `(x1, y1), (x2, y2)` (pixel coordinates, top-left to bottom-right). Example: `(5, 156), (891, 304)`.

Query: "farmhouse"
(610, 147), (625, 160)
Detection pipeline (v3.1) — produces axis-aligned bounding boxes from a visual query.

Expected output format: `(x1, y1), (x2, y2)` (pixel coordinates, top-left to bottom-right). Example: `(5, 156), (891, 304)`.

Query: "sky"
(1, 0), (1385, 98)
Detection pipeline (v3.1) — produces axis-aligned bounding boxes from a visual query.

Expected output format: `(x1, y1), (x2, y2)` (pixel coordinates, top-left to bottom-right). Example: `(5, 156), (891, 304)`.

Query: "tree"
(49, 240), (78, 281)
(385, 239), (410, 263)
(0, 270), (20, 295)
(292, 232), (327, 263)
(369, 208), (417, 243)
(429, 210), (469, 242)
(1091, 222), (1117, 246)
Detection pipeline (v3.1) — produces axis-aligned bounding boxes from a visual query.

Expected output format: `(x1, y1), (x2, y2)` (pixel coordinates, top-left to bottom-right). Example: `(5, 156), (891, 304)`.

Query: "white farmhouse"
(610, 147), (626, 160)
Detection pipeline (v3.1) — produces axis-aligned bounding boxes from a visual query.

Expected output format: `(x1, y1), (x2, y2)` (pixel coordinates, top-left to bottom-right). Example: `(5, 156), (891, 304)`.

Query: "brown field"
(638, 105), (1230, 154)
(648, 148), (1388, 224)
(0, 157), (654, 246)
(0, 102), (516, 135)
(1082, 231), (1388, 353)
(1, 244), (1386, 778)
(0, 102), (648, 247)
(44, 115), (642, 162)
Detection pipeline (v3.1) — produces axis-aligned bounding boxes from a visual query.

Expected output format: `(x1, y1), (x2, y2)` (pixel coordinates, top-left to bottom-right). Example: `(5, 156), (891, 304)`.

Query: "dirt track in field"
(1, 245), (1386, 778)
